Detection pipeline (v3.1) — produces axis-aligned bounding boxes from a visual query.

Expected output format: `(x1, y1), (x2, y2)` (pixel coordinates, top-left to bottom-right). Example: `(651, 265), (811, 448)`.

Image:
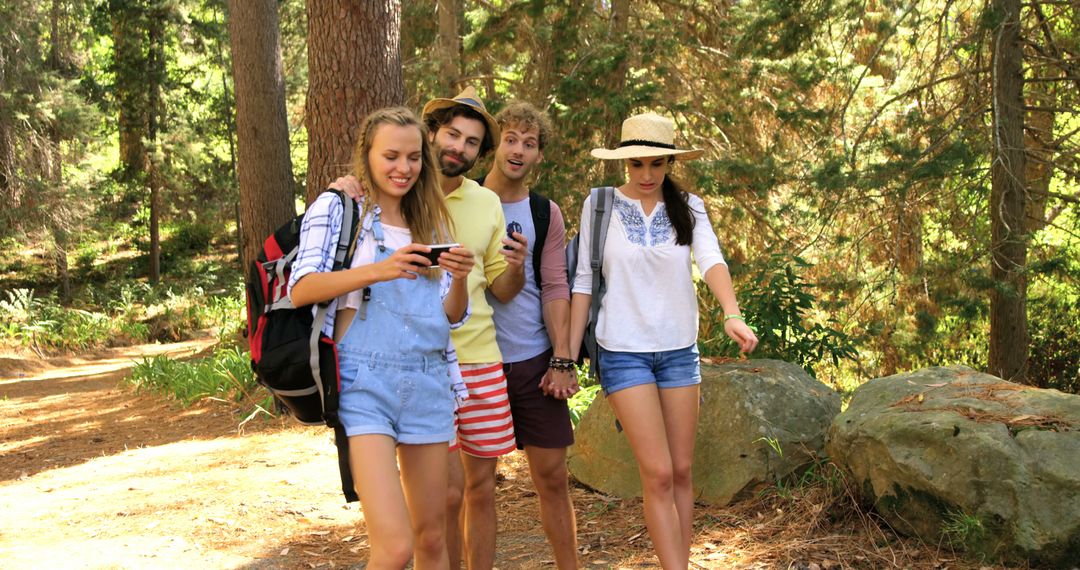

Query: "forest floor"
(0, 340), (1020, 570)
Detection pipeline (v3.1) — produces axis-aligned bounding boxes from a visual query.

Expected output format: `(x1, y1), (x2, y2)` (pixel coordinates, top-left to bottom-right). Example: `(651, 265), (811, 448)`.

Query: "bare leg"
(349, 435), (414, 569)
(606, 384), (687, 569)
(524, 445), (579, 569)
(446, 449), (465, 569)
(657, 385), (700, 552)
(461, 453), (499, 570)
(398, 443), (451, 570)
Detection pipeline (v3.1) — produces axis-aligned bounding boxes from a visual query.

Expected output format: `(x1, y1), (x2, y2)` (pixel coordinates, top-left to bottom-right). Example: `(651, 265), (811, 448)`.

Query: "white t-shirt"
(572, 189), (726, 352)
(340, 222), (412, 310)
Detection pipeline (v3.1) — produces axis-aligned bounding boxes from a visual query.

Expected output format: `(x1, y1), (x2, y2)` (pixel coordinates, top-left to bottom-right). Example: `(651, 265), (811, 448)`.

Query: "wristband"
(724, 314), (744, 322)
(548, 356), (576, 372)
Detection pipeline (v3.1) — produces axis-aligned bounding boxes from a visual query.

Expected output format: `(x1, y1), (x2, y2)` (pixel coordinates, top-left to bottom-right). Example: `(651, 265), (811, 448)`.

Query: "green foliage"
(126, 347), (268, 411)
(0, 279), (244, 353)
(941, 508), (988, 551)
(568, 383), (601, 428)
(1027, 298), (1080, 394)
(701, 254), (859, 376)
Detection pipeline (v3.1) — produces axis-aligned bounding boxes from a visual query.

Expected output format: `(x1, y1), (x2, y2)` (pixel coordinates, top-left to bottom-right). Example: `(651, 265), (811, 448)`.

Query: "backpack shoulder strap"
(328, 190), (359, 272)
(529, 190), (551, 291)
(589, 186), (615, 273)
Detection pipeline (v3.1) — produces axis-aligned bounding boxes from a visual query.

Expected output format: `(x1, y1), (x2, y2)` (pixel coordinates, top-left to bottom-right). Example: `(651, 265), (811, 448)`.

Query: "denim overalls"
(336, 211), (455, 444)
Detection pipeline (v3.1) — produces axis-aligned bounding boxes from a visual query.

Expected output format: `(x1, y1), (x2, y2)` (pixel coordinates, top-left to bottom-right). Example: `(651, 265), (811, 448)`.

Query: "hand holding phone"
(504, 221), (523, 251)
(418, 243), (461, 268)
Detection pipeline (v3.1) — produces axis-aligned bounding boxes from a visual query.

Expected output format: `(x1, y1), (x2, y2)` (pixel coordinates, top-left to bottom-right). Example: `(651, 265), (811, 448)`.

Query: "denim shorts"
(337, 349), (455, 445)
(596, 344), (702, 396)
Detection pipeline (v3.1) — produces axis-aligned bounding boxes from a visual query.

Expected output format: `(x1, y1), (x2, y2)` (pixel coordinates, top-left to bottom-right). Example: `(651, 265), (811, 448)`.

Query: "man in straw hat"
(422, 86), (527, 570)
(475, 101), (579, 569)
(330, 87), (527, 569)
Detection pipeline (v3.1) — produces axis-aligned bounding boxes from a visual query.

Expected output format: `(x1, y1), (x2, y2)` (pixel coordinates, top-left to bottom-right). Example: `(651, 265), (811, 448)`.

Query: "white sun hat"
(590, 112), (704, 160)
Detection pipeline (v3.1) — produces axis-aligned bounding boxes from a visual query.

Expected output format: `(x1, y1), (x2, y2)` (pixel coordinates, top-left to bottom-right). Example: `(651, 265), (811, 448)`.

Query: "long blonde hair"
(351, 107), (454, 248)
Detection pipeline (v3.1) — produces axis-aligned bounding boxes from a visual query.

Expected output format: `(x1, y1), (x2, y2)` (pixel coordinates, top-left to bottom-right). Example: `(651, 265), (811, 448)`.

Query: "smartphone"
(418, 243), (461, 268)
(504, 221), (523, 250)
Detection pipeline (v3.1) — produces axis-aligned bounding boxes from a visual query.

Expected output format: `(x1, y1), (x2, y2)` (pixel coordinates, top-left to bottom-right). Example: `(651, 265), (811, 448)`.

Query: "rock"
(568, 359), (841, 504)
(826, 366), (1080, 567)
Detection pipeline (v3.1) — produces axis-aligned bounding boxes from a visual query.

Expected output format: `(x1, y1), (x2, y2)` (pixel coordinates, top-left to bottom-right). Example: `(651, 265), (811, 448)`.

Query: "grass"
(125, 345), (274, 418)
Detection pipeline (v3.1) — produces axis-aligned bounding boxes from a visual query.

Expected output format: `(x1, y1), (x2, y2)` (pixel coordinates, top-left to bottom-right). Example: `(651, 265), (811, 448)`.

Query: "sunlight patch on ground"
(0, 428), (357, 570)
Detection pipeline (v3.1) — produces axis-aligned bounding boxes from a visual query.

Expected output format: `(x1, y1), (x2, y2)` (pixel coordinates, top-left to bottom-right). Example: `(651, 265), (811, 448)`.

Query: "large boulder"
(568, 359), (841, 505)
(826, 366), (1080, 567)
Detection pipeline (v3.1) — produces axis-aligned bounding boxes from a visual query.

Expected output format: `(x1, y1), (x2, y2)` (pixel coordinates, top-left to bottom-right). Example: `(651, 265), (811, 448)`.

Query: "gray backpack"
(565, 186), (615, 377)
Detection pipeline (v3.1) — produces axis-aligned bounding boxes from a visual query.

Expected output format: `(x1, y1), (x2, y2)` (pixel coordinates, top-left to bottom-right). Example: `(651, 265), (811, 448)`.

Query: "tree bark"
(437, 0), (461, 93)
(988, 0), (1028, 382)
(603, 0), (630, 185)
(228, 0), (297, 272)
(110, 0), (148, 182)
(146, 8), (163, 284)
(305, 0), (404, 204)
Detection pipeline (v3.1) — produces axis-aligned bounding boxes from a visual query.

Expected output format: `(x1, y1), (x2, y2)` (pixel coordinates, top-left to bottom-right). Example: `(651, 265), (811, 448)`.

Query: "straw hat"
(421, 86), (500, 149)
(590, 113), (704, 160)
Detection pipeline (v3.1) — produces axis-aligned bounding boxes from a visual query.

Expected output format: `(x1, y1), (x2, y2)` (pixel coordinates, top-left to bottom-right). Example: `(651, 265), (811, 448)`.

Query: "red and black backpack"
(244, 189), (360, 501)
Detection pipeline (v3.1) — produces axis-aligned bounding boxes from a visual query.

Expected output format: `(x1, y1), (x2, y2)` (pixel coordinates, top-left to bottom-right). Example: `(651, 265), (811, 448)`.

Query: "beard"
(437, 148), (477, 177)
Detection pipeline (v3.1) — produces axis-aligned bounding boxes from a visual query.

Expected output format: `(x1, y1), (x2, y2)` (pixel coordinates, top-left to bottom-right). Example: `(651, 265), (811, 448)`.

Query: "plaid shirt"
(288, 192), (469, 337)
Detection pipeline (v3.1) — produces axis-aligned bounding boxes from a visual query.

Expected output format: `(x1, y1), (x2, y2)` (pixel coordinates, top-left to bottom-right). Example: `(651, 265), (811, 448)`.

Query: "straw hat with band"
(421, 86), (500, 151)
(591, 113), (704, 161)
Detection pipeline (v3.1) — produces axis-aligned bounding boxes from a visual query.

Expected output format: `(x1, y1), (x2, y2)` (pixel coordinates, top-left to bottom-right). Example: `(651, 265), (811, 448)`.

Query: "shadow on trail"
(0, 367), (242, 482)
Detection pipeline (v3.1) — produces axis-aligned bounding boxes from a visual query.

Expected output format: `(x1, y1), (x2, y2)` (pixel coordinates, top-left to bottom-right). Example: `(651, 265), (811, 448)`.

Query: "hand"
(440, 246), (475, 281)
(329, 174), (366, 202)
(501, 232), (527, 270)
(372, 243), (431, 281)
(724, 318), (758, 354)
(541, 367), (579, 399)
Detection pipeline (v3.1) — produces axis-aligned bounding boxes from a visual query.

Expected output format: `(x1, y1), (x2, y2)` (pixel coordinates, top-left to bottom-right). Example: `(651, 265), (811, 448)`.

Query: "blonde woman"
(569, 113), (757, 569)
(290, 107), (474, 569)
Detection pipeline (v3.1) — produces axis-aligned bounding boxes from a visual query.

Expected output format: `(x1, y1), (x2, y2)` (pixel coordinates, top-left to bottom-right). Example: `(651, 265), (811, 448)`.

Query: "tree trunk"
(110, 0), (147, 182)
(147, 10), (163, 285)
(1024, 82), (1054, 232)
(228, 0), (297, 271)
(603, 0), (630, 185)
(988, 0), (1028, 382)
(49, 0), (70, 302)
(436, 0), (461, 93)
(305, 0), (404, 204)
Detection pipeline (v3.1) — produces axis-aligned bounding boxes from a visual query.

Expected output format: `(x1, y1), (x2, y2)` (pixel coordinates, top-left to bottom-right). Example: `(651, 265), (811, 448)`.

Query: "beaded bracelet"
(548, 356), (576, 372)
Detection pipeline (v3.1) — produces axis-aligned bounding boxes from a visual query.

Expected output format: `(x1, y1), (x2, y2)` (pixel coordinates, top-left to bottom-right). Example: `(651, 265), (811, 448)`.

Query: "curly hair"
(494, 101), (553, 150)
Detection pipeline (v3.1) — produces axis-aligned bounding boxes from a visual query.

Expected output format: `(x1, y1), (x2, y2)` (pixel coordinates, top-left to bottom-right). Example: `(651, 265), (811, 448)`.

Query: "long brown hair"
(351, 107), (454, 248)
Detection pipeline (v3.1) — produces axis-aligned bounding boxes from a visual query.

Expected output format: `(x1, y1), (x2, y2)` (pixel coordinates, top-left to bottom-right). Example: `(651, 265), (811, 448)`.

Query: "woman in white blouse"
(569, 112), (758, 569)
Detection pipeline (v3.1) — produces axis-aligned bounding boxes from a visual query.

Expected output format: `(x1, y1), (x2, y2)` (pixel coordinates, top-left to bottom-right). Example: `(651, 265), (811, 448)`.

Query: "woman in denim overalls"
(291, 107), (474, 570)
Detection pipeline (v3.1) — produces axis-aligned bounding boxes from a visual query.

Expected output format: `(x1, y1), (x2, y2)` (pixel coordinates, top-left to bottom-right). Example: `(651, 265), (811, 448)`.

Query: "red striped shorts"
(449, 362), (517, 457)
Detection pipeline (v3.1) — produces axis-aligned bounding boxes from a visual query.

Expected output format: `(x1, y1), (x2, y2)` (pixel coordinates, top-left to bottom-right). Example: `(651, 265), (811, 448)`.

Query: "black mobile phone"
(504, 221), (523, 250)
(418, 243), (460, 267)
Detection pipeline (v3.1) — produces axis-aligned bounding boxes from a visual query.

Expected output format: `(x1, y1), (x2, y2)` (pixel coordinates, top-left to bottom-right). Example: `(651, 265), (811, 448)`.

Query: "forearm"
(542, 298), (571, 358)
(703, 263), (741, 315)
(290, 266), (383, 308)
(568, 293), (591, 362)
(443, 277), (469, 323)
(488, 266), (525, 303)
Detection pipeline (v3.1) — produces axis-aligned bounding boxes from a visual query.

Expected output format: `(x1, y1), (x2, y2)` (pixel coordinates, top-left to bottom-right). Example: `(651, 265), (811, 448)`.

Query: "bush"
(126, 346), (269, 409)
(1028, 298), (1079, 394)
(700, 253), (859, 377)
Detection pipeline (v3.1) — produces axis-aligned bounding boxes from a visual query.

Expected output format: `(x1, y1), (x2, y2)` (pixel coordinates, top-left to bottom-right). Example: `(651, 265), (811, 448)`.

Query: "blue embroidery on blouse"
(615, 195), (675, 247)
(614, 195), (647, 246)
(649, 205), (672, 246)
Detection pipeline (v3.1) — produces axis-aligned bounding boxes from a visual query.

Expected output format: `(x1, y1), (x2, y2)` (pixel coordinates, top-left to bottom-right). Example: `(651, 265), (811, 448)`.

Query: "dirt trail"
(0, 342), (1005, 570)
(0, 341), (653, 569)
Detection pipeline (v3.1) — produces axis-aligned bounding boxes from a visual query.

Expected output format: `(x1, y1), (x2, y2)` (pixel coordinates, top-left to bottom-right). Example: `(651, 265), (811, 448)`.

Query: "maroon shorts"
(504, 349), (574, 450)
